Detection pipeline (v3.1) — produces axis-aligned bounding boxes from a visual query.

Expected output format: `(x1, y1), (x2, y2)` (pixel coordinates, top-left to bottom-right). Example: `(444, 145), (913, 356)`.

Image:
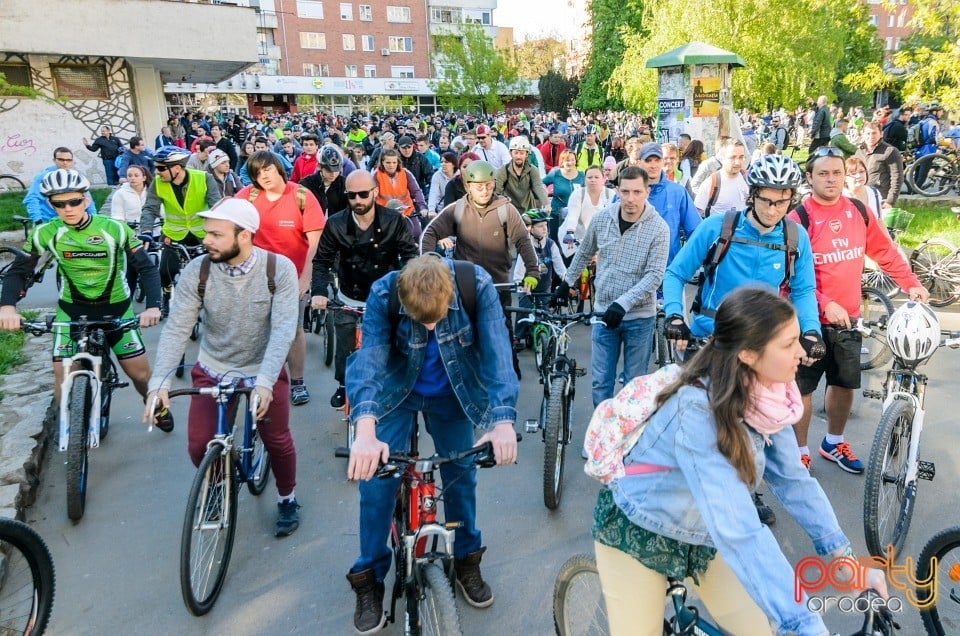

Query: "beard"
(208, 238), (241, 263)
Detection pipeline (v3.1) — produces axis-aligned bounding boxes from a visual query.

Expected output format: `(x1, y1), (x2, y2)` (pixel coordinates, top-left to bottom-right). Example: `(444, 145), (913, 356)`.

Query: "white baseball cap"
(198, 198), (260, 233)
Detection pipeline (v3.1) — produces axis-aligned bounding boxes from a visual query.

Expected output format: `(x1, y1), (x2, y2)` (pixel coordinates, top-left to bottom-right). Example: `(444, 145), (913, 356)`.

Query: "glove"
(562, 231), (577, 245)
(552, 280), (570, 306)
(522, 276), (539, 290)
(801, 330), (826, 360)
(602, 302), (626, 329)
(664, 314), (691, 342)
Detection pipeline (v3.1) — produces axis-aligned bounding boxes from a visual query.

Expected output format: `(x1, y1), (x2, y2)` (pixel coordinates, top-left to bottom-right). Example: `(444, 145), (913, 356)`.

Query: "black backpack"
(792, 197), (870, 231)
(386, 259), (477, 333)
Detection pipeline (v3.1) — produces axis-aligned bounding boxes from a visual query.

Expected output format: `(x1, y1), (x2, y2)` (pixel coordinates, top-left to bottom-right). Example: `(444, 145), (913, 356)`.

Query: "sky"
(494, 0), (588, 42)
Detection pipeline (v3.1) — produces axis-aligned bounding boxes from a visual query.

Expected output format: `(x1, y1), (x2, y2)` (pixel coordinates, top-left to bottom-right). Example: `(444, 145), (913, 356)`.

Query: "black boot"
(346, 569), (386, 634)
(454, 546), (494, 608)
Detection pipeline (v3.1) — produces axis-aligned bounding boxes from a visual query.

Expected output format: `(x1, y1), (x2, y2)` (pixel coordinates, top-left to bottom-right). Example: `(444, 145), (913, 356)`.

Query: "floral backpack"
(584, 364), (683, 485)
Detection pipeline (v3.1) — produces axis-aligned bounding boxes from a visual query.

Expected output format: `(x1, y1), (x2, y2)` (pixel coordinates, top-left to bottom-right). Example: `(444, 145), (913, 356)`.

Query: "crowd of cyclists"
(0, 96), (952, 634)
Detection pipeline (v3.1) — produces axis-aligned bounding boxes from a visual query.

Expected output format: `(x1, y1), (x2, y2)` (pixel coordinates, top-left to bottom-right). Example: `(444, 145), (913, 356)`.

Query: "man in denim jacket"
(344, 254), (518, 634)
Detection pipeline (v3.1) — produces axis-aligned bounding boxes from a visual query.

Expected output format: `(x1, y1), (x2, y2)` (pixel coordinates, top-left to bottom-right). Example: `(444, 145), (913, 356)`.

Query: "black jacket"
(300, 172), (348, 217)
(882, 118), (908, 152)
(215, 137), (239, 170)
(312, 205), (419, 302)
(443, 177), (466, 207)
(402, 151), (434, 194)
(86, 135), (124, 160)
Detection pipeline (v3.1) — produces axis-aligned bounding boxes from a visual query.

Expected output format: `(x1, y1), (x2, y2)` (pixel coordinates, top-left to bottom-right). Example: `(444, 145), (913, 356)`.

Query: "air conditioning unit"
(381, 48), (391, 56)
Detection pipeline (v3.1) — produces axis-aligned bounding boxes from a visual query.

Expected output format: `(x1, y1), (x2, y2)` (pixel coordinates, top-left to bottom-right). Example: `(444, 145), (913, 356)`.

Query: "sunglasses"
(155, 165), (171, 172)
(54, 157), (74, 162)
(811, 147), (845, 158)
(50, 197), (85, 209)
(754, 195), (793, 209)
(346, 190), (372, 199)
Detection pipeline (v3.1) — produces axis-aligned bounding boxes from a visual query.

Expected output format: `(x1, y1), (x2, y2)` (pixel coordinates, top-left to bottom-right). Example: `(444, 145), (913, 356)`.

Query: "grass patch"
(896, 206), (960, 249)
(0, 188), (112, 233)
(0, 309), (39, 401)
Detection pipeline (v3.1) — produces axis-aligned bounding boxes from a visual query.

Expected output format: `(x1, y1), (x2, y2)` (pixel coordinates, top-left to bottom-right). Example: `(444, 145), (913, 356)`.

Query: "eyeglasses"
(811, 147), (845, 158)
(54, 157), (73, 163)
(754, 195), (793, 209)
(346, 190), (372, 199)
(50, 197), (85, 209)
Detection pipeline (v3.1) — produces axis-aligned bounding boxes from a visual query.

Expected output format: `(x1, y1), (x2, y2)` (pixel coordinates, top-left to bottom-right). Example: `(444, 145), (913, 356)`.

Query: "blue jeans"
(591, 316), (655, 406)
(102, 158), (119, 185)
(352, 392), (481, 582)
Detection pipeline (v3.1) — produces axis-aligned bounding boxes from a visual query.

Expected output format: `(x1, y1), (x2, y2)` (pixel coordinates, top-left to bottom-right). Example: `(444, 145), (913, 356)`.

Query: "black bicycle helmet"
(747, 155), (802, 190)
(40, 169), (90, 197)
(319, 144), (342, 170)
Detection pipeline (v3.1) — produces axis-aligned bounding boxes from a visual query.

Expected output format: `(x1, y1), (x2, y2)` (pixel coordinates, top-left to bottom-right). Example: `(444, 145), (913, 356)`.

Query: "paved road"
(19, 275), (960, 635)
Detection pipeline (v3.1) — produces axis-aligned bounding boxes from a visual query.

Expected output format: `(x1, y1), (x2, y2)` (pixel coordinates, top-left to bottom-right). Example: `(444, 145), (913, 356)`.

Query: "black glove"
(602, 302), (626, 329)
(801, 330), (826, 360)
(552, 280), (570, 307)
(664, 314), (691, 342)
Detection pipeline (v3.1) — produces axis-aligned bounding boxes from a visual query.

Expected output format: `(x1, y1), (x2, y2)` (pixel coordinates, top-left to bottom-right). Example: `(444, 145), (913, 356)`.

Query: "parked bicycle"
(910, 237), (960, 307)
(906, 147), (959, 197)
(22, 315), (139, 521)
(0, 517), (55, 635)
(861, 208), (914, 300)
(915, 525), (960, 635)
(859, 286), (895, 371)
(0, 173), (25, 194)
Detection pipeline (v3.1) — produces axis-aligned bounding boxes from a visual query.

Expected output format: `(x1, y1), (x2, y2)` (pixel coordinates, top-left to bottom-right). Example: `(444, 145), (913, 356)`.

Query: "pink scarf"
(743, 379), (803, 442)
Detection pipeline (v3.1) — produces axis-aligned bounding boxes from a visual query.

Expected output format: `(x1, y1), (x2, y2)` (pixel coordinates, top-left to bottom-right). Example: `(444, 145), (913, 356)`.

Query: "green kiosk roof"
(645, 42), (746, 69)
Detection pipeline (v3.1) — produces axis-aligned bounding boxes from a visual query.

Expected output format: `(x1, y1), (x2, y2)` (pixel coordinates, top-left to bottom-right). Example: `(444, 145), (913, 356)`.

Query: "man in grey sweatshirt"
(144, 198), (303, 537)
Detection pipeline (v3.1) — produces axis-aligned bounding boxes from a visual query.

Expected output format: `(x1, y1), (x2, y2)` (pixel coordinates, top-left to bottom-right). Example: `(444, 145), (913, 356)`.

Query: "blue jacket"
(116, 149), (155, 179)
(645, 173), (701, 263)
(915, 114), (940, 158)
(663, 210), (820, 338)
(612, 384), (845, 635)
(346, 260), (518, 429)
(22, 166), (98, 223)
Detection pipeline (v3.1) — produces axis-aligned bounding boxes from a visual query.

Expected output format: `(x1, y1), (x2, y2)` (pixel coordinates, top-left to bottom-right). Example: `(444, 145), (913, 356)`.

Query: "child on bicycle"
(512, 209), (565, 349)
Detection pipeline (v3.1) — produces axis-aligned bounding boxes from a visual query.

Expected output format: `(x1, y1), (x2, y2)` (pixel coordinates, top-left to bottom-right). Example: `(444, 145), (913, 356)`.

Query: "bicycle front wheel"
(861, 267), (900, 300)
(543, 377), (568, 510)
(908, 154), (958, 197)
(0, 247), (22, 280)
(863, 398), (917, 557)
(534, 330), (550, 375)
(553, 553), (608, 636)
(0, 518), (55, 636)
(911, 240), (960, 307)
(0, 175), (25, 194)
(245, 420), (272, 496)
(180, 444), (238, 616)
(860, 286), (894, 370)
(322, 312), (335, 367)
(917, 525), (960, 635)
(66, 375), (92, 521)
(417, 562), (462, 636)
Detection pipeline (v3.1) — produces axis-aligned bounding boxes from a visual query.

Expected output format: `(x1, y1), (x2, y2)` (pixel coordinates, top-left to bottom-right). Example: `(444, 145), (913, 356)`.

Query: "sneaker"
(290, 383), (310, 406)
(275, 499), (301, 537)
(454, 547), (494, 608)
(153, 407), (175, 433)
(819, 439), (864, 474)
(346, 569), (386, 634)
(753, 492), (776, 526)
(800, 454), (811, 471)
(330, 385), (346, 409)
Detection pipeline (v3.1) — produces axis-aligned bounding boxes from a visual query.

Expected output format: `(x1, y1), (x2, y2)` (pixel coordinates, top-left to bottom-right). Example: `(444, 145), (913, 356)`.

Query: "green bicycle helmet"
(522, 209), (551, 226)
(462, 160), (495, 183)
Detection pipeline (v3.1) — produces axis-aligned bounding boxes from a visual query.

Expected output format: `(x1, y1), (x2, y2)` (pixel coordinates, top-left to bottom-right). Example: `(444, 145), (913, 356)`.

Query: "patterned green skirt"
(592, 488), (716, 584)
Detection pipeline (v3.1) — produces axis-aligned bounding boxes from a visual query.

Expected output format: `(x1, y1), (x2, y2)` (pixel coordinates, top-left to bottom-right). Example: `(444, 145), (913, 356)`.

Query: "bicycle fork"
(199, 439), (232, 531)
(58, 353), (102, 451)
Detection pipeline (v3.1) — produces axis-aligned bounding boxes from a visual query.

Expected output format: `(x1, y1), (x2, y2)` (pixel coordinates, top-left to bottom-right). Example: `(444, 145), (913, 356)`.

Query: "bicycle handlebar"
(334, 433), (523, 473)
(21, 315), (140, 337)
(149, 381), (261, 433)
(505, 306), (596, 324)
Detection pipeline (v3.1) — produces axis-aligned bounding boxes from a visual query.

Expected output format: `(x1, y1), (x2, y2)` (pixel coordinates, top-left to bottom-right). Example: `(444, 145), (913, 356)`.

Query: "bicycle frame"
(329, 303), (365, 447)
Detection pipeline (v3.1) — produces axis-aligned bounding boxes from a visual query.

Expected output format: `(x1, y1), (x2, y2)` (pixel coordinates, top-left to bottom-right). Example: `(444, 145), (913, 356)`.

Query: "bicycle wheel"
(908, 154), (958, 197)
(0, 175), (25, 194)
(0, 518), (55, 635)
(911, 240), (960, 307)
(417, 562), (462, 636)
(320, 312), (335, 368)
(180, 444), (238, 616)
(553, 554), (608, 636)
(543, 376), (567, 510)
(863, 398), (917, 558)
(245, 419), (272, 496)
(534, 330), (550, 375)
(860, 287), (894, 370)
(98, 359), (119, 442)
(0, 247), (22, 280)
(861, 267), (900, 300)
(66, 375), (92, 522)
(917, 525), (960, 635)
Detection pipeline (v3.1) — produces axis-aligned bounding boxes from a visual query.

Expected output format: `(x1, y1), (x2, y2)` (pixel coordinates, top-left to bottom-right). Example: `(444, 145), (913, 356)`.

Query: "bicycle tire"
(180, 444), (238, 616)
(66, 376), (91, 522)
(0, 247), (23, 280)
(916, 525), (960, 635)
(860, 287), (895, 370)
(245, 419), (272, 496)
(863, 398), (917, 558)
(98, 358), (118, 442)
(908, 154), (958, 197)
(534, 330), (550, 375)
(323, 313), (335, 368)
(553, 553), (608, 636)
(0, 175), (25, 193)
(418, 562), (462, 636)
(0, 518), (55, 635)
(861, 267), (900, 300)
(543, 376), (567, 510)
(911, 239), (960, 307)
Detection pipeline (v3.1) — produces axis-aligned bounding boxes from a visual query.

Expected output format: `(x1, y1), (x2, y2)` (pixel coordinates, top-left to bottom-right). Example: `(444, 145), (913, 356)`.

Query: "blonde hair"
(397, 255), (454, 324)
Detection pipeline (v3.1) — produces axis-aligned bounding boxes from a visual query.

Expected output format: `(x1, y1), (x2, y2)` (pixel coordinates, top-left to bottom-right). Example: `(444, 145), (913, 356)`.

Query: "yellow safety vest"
(155, 169), (208, 240)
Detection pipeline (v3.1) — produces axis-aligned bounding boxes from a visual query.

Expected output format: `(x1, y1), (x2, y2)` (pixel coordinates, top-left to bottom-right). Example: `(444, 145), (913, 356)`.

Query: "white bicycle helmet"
(40, 169), (90, 196)
(509, 136), (531, 152)
(886, 301), (941, 367)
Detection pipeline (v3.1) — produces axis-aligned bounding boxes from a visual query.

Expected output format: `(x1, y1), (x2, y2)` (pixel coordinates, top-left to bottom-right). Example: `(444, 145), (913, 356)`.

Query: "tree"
(430, 23), (523, 115)
(833, 3), (884, 108)
(538, 70), (579, 117)
(576, 0), (645, 111)
(513, 37), (568, 80)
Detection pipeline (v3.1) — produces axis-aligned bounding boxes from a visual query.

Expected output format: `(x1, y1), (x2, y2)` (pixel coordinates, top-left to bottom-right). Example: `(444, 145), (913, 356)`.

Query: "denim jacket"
(611, 384), (847, 635)
(346, 259), (518, 429)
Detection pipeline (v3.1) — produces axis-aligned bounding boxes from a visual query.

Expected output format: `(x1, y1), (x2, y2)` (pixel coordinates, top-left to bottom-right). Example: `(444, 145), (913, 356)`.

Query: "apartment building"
(863, 0), (915, 57)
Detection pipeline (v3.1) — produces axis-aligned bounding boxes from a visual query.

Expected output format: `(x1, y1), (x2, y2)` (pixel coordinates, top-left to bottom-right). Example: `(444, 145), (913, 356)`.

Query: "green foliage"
(834, 3), (884, 107)
(513, 37), (568, 80)
(575, 0), (645, 111)
(0, 71), (39, 98)
(430, 23), (522, 115)
(538, 70), (580, 118)
(898, 205), (960, 250)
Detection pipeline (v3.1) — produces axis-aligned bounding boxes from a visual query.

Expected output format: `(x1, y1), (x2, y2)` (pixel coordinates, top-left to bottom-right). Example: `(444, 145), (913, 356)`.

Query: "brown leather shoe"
(346, 569), (386, 634)
(454, 547), (494, 608)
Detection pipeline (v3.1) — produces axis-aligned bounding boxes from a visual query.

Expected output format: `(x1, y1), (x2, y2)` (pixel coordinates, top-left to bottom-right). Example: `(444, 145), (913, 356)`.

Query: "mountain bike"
(861, 208), (914, 300)
(915, 525), (960, 635)
(22, 315), (139, 521)
(859, 287), (895, 371)
(910, 238), (960, 307)
(906, 148), (959, 197)
(0, 517), (55, 635)
(861, 322), (960, 558)
(335, 433), (518, 636)
(154, 378), (271, 616)
(508, 306), (591, 510)
(552, 553), (898, 636)
(0, 174), (25, 193)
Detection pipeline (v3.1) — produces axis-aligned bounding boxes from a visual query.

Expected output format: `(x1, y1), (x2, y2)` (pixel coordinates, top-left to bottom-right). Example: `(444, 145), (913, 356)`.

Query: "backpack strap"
(793, 201), (810, 230)
(388, 259), (477, 335)
(704, 171), (720, 217)
(248, 187), (261, 204)
(849, 197), (870, 227)
(266, 251), (276, 294)
(692, 209), (740, 315)
(197, 255), (212, 304)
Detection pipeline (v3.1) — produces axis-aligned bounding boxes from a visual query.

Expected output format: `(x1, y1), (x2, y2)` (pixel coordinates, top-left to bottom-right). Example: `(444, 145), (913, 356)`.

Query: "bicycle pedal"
(918, 461), (936, 481)
(862, 390), (883, 400)
(523, 419), (540, 434)
(111, 380), (130, 390)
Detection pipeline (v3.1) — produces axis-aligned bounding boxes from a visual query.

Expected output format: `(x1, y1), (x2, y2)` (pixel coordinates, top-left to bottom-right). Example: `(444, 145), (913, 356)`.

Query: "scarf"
(743, 379), (803, 443)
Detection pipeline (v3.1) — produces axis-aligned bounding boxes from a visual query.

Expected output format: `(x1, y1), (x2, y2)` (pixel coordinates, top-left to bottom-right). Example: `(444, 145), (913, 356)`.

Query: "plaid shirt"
(217, 249), (258, 277)
(565, 201), (669, 319)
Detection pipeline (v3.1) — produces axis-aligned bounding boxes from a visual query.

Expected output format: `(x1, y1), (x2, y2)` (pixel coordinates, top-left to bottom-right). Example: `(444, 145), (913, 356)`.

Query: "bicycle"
(328, 302), (365, 448)
(153, 239), (206, 378)
(906, 147), (959, 197)
(861, 208), (914, 300)
(910, 237), (960, 308)
(861, 322), (960, 558)
(22, 315), (139, 521)
(152, 378), (272, 616)
(0, 517), (56, 635)
(859, 287), (895, 371)
(334, 432), (517, 636)
(915, 525), (960, 635)
(508, 306), (591, 510)
(303, 297), (335, 368)
(653, 301), (676, 369)
(0, 174), (25, 193)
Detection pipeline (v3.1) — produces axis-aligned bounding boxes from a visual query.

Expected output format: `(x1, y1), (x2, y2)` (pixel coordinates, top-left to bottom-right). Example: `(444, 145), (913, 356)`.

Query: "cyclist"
(310, 169), (419, 409)
(139, 145), (223, 317)
(592, 287), (888, 635)
(372, 148), (427, 236)
(22, 148), (98, 223)
(143, 198), (302, 536)
(513, 209), (564, 348)
(640, 143), (700, 263)
(0, 169), (164, 421)
(345, 254), (518, 634)
(494, 136), (549, 213)
(300, 144), (349, 217)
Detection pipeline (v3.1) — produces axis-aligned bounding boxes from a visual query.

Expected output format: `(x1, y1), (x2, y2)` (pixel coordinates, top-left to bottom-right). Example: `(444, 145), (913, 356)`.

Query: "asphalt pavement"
(19, 274), (960, 635)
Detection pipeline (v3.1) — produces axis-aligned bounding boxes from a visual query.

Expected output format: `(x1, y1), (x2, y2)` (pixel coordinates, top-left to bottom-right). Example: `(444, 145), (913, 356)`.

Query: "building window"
(343, 34), (356, 50)
(362, 35), (375, 51)
(391, 65), (415, 78)
(296, 0), (324, 19)
(0, 63), (32, 95)
(340, 3), (352, 20)
(345, 64), (358, 77)
(887, 14), (895, 27)
(388, 36), (413, 53)
(868, 14), (878, 26)
(885, 36), (894, 50)
(387, 5), (411, 23)
(897, 11), (905, 27)
(464, 9), (491, 25)
(300, 31), (327, 49)
(364, 64), (377, 78)
(359, 4), (372, 20)
(894, 37), (901, 50)
(302, 63), (330, 77)
(50, 65), (109, 100)
(430, 7), (462, 23)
